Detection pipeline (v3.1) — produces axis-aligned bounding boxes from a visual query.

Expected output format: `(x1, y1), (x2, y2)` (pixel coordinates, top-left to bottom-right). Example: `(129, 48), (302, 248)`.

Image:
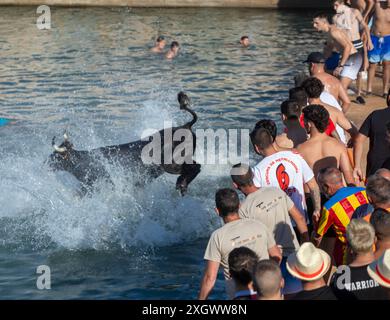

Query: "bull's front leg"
(175, 160), (201, 196)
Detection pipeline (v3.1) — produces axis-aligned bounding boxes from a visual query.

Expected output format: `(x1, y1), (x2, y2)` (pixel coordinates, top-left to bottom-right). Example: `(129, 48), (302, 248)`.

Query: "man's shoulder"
(276, 133), (294, 149)
(370, 107), (390, 119)
(250, 186), (284, 198)
(295, 139), (312, 152)
(325, 187), (366, 208)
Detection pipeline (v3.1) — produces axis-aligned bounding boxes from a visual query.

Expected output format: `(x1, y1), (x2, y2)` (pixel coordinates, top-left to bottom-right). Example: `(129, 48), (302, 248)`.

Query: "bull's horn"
(53, 144), (67, 153)
(63, 132), (69, 141)
(52, 136), (67, 153)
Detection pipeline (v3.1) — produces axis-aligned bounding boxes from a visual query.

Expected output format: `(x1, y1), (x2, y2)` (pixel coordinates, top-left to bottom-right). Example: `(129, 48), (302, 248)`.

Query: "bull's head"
(47, 132), (75, 171)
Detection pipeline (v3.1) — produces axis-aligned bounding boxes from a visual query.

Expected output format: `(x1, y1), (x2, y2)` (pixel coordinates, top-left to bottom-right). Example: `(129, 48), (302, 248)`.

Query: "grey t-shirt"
(204, 218), (276, 279)
(239, 187), (299, 257)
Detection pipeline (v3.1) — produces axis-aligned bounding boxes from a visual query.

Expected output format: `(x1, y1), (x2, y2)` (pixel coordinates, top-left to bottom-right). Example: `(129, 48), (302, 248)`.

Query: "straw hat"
(286, 242), (331, 281)
(367, 249), (390, 289)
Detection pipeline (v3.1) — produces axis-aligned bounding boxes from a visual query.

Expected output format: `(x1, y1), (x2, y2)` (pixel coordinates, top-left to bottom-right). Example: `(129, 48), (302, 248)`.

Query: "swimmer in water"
(150, 36), (166, 53)
(240, 35), (250, 48)
(165, 41), (180, 59)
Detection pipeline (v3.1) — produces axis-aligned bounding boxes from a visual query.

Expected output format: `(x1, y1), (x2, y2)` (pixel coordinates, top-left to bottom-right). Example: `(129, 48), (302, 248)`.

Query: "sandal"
(356, 96), (366, 104)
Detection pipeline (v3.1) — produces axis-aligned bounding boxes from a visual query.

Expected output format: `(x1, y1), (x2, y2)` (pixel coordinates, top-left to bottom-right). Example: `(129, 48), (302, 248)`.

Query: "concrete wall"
(0, 0), (330, 8)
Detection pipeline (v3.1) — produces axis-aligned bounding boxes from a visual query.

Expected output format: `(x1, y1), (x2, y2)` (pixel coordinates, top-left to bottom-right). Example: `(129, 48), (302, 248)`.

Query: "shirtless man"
(276, 100), (307, 149)
(302, 77), (359, 145)
(150, 36), (166, 53)
(296, 104), (356, 186)
(304, 51), (351, 112)
(332, 0), (374, 102)
(165, 41), (180, 59)
(313, 13), (361, 91)
(367, 0), (390, 97)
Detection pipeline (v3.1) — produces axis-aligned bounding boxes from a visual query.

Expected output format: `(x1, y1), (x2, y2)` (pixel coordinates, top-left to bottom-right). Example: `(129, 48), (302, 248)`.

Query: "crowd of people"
(197, 0), (390, 300)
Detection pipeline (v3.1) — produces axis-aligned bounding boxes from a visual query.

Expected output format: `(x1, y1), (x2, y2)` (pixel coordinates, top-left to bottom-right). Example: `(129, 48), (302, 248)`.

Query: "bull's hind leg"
(175, 160), (201, 196)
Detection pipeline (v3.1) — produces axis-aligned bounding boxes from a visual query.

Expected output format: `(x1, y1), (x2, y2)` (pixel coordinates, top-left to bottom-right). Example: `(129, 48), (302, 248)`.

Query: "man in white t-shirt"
(198, 188), (281, 300)
(230, 163), (308, 296)
(250, 121), (322, 230)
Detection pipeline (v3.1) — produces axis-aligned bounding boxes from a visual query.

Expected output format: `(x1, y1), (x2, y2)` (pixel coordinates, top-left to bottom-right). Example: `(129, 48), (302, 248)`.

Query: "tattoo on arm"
(310, 186), (322, 212)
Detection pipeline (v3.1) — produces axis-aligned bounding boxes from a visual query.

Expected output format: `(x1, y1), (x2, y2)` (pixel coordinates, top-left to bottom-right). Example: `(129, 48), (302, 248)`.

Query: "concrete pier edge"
(0, 0), (330, 8)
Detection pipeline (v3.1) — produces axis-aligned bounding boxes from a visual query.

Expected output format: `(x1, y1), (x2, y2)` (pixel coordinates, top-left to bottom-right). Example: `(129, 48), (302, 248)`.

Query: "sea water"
(0, 7), (324, 299)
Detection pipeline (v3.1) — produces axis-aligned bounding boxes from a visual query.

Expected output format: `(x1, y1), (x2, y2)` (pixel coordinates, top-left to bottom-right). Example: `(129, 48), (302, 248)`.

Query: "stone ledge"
(0, 0), (330, 8)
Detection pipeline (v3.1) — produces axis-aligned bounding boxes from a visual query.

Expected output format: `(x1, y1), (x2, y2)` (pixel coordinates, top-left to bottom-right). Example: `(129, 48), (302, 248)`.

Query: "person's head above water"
(165, 41), (180, 59)
(240, 36), (250, 47)
(151, 35), (166, 52)
(169, 41), (180, 54)
(313, 12), (331, 32)
(156, 35), (165, 43)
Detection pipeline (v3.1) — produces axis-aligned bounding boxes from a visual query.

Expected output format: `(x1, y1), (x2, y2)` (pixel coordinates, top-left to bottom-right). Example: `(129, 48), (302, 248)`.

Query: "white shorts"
(340, 52), (363, 81)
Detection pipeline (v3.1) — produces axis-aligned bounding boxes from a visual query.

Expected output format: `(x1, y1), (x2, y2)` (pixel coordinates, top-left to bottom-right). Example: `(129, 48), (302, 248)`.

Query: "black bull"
(46, 92), (201, 196)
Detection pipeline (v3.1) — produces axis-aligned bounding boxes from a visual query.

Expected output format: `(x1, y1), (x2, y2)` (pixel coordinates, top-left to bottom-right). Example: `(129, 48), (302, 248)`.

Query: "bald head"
(230, 163), (254, 187)
(253, 259), (284, 299)
(376, 168), (390, 181)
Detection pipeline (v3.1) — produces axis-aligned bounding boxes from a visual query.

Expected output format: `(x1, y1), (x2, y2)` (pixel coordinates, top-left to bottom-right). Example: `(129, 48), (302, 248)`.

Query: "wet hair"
(230, 163), (254, 187)
(228, 247), (258, 287)
(250, 127), (274, 151)
(280, 100), (301, 120)
(346, 219), (375, 254)
(302, 77), (324, 99)
(171, 41), (179, 49)
(313, 12), (330, 23)
(241, 36), (249, 41)
(253, 259), (283, 298)
(289, 87), (308, 108)
(215, 188), (240, 217)
(370, 208), (390, 240)
(366, 174), (390, 205)
(302, 104), (329, 133)
(156, 36), (165, 42)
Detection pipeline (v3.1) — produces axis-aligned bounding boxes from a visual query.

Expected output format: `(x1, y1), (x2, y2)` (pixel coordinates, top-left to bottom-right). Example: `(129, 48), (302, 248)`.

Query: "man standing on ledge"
(313, 13), (362, 91)
(366, 0), (390, 97)
(304, 51), (351, 113)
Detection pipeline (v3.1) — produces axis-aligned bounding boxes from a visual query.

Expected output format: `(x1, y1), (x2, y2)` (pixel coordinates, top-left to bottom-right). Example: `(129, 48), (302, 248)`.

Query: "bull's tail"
(178, 92), (197, 129)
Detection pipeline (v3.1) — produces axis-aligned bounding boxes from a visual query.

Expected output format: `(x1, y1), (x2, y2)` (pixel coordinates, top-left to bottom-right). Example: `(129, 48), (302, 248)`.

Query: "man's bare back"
(296, 135), (354, 184)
